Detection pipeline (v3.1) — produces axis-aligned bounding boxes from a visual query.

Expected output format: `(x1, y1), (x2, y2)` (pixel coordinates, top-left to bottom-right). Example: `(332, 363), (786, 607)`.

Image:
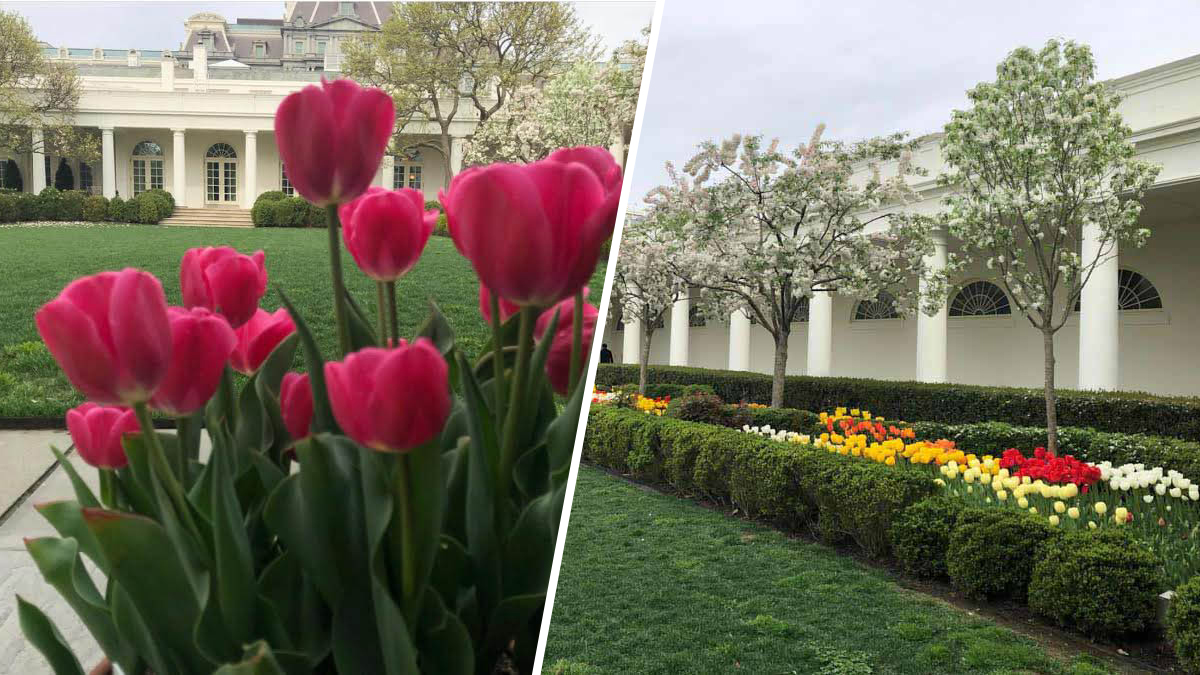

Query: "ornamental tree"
(652, 130), (945, 407)
(939, 39), (1160, 454)
(613, 213), (688, 394)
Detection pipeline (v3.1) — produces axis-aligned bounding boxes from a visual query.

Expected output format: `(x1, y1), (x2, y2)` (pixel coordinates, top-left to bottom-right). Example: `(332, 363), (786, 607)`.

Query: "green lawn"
(0, 224), (605, 419)
(543, 466), (1119, 675)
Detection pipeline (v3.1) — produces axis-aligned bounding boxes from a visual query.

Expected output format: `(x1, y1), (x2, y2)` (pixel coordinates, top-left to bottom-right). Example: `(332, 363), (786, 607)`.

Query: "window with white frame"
(853, 291), (900, 321)
(80, 163), (93, 193)
(1117, 269), (1163, 310)
(255, 42), (266, 58)
(280, 163), (294, 196)
(949, 280), (1011, 317)
(44, 156), (51, 187)
(393, 151), (424, 191)
(294, 40), (305, 54)
(131, 141), (164, 195)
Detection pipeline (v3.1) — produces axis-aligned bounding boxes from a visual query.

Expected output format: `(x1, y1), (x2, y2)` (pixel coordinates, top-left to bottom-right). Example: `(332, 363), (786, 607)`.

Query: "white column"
(1079, 224), (1119, 390)
(622, 318), (640, 365)
(378, 154), (394, 188)
(243, 130), (258, 209)
(171, 129), (186, 207)
(916, 230), (949, 382)
(101, 127), (115, 198)
(449, 136), (465, 175)
(669, 297), (689, 366)
(30, 128), (46, 193)
(728, 310), (751, 371)
(807, 291), (833, 376)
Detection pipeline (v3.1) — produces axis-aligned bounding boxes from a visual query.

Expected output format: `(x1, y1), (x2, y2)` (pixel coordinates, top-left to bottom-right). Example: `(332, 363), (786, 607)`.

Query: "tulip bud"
(274, 78), (394, 206)
(36, 269), (172, 406)
(279, 372), (314, 442)
(338, 187), (437, 281)
(230, 308), (296, 375)
(65, 403), (139, 469)
(324, 339), (450, 452)
(150, 307), (237, 416)
(180, 247), (267, 329)
(534, 295), (599, 395)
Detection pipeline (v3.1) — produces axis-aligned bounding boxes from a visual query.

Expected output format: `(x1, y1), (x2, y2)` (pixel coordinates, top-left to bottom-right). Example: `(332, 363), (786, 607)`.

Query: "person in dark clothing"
(599, 343), (614, 364)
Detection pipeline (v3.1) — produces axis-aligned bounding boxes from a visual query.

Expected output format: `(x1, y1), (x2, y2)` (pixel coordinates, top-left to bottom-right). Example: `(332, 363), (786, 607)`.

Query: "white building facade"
(605, 53), (1200, 398)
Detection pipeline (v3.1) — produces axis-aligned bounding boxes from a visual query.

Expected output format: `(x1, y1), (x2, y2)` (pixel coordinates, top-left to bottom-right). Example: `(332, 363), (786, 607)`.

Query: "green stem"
(376, 281), (388, 346)
(133, 403), (200, 537)
(392, 455), (417, 618)
(498, 307), (535, 501)
(386, 281), (399, 345)
(325, 204), (351, 357)
(218, 365), (237, 429)
(568, 290), (584, 396)
(490, 294), (507, 429)
(99, 469), (116, 509)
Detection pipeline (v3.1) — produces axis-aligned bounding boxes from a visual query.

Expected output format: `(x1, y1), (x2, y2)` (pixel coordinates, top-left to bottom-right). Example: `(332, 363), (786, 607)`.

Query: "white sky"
(630, 0), (1200, 202)
(0, 0), (652, 55)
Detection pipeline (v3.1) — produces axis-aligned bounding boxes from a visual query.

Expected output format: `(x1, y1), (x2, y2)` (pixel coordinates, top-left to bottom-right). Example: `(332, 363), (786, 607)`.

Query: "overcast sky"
(0, 1), (651, 54)
(630, 0), (1200, 203)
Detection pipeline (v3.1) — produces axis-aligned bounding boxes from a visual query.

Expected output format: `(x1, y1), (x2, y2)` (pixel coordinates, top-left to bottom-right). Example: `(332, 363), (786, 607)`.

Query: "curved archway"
(949, 280), (1011, 316)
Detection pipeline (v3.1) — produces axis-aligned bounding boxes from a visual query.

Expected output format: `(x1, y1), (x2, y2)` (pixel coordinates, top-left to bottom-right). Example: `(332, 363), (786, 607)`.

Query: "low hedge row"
(251, 191), (327, 227)
(586, 405), (1169, 642)
(596, 364), (1200, 442)
(0, 188), (172, 224)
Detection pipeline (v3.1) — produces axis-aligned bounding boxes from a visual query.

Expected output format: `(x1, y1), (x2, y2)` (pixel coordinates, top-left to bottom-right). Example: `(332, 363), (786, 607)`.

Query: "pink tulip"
(338, 187), (437, 281)
(534, 297), (599, 395)
(230, 308), (296, 375)
(280, 372), (314, 442)
(150, 307), (237, 416)
(66, 403), (139, 469)
(274, 78), (395, 207)
(439, 146), (622, 309)
(479, 283), (520, 324)
(36, 269), (171, 406)
(324, 339), (449, 452)
(180, 247), (267, 329)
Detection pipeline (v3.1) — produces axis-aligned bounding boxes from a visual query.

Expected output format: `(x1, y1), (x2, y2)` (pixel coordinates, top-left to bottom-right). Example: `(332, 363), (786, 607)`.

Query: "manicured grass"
(0, 224), (605, 419)
(543, 466), (1116, 675)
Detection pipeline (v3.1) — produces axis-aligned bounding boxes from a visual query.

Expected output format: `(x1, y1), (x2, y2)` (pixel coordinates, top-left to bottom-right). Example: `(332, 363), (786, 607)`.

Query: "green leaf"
(503, 485), (565, 598)
(277, 287), (337, 434)
(406, 442), (445, 615)
(481, 592), (545, 672)
(34, 501), (108, 573)
(258, 552), (331, 664)
(16, 595), (84, 675)
(254, 334), (298, 464)
(212, 641), (286, 675)
(235, 375), (270, 466)
(545, 380), (585, 486)
(512, 443), (549, 502)
(415, 586), (473, 675)
(24, 537), (134, 671)
(439, 438), (469, 544)
(109, 582), (168, 675)
(210, 422), (258, 645)
(414, 300), (456, 355)
(48, 446), (98, 509)
(455, 352), (501, 616)
(343, 288), (379, 351)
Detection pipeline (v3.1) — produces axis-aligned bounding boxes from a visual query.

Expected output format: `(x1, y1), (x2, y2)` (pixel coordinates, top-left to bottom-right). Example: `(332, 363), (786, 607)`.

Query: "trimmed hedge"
(596, 364), (1200, 441)
(0, 188), (168, 224)
(252, 192), (326, 228)
(946, 508), (1060, 601)
(891, 495), (969, 579)
(251, 190), (286, 226)
(1169, 576), (1200, 674)
(81, 195), (108, 222)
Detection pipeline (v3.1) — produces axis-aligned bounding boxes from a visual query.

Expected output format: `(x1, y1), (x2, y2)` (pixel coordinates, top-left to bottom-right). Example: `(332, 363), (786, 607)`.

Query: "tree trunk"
(639, 328), (652, 396)
(439, 132), (454, 190)
(1042, 328), (1058, 455)
(770, 330), (789, 408)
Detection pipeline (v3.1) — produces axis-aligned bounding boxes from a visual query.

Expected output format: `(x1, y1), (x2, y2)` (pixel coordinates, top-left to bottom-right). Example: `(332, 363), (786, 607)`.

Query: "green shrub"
(269, 196), (326, 227)
(891, 495), (970, 579)
(1028, 529), (1161, 639)
(59, 190), (87, 221)
(811, 460), (934, 557)
(1, 159), (22, 191)
(53, 159), (74, 191)
(81, 195), (108, 222)
(14, 191), (38, 221)
(946, 508), (1060, 601)
(595, 364), (1200, 441)
(251, 190), (287, 226)
(743, 406), (820, 433)
(1168, 575), (1200, 674)
(35, 186), (64, 220)
(108, 195), (126, 222)
(0, 191), (18, 223)
(143, 188), (175, 212)
(136, 196), (161, 224)
(665, 391), (750, 429)
(110, 195), (139, 223)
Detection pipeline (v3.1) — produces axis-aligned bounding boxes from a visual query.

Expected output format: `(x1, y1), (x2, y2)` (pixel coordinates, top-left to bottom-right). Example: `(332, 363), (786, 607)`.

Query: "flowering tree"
(653, 130), (944, 407)
(939, 39), (1160, 454)
(613, 213), (688, 393)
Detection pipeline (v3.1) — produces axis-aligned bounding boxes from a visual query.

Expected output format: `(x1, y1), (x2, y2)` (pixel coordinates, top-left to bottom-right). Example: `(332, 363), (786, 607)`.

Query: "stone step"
(160, 207), (254, 228)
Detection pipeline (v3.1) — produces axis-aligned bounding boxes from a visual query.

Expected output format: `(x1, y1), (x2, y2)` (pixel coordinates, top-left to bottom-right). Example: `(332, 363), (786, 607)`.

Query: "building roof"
(286, 2), (391, 28)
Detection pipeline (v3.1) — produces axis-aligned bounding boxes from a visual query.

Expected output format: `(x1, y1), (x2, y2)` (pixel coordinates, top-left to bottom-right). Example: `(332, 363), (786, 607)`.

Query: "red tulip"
(324, 339), (449, 452)
(479, 283), (520, 324)
(230, 308), (296, 375)
(36, 269), (171, 406)
(150, 307), (237, 416)
(280, 372), (314, 442)
(180, 247), (267, 329)
(439, 146), (621, 309)
(274, 77), (395, 207)
(534, 296), (599, 395)
(338, 187), (437, 281)
(66, 403), (139, 469)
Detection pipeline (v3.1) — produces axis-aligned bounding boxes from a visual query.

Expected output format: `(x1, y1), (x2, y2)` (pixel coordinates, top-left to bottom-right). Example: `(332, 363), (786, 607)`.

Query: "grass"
(543, 466), (1118, 675)
(0, 224), (606, 419)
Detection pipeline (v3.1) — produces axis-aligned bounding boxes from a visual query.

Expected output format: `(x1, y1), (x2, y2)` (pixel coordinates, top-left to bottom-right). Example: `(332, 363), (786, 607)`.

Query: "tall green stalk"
(325, 204), (351, 357)
(386, 281), (399, 344)
(490, 294), (507, 429)
(568, 290), (584, 396)
(376, 281), (388, 346)
(497, 307), (535, 502)
(133, 402), (200, 539)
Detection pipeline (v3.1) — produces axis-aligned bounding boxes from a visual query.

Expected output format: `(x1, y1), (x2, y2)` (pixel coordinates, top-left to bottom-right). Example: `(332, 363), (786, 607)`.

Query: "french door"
(205, 159), (238, 204)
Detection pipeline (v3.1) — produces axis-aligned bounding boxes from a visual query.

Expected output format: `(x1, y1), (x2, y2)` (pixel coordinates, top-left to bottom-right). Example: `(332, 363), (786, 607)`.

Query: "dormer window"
(93, 47), (103, 60)
(58, 46), (68, 59)
(338, 2), (355, 16)
(128, 49), (140, 67)
(254, 42), (266, 58)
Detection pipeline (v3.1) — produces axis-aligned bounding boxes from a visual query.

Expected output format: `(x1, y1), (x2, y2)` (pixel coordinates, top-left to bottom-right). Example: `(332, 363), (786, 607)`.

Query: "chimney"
(128, 49), (140, 67)
(161, 53), (175, 90)
(193, 44), (208, 83)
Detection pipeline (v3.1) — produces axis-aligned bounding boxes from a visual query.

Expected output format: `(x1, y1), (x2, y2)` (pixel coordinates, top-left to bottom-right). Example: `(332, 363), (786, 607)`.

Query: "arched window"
(206, 143), (237, 158)
(853, 291), (899, 320)
(949, 281), (1011, 316)
(131, 141), (164, 195)
(79, 163), (94, 193)
(205, 143), (238, 203)
(688, 304), (706, 327)
(1118, 269), (1162, 310)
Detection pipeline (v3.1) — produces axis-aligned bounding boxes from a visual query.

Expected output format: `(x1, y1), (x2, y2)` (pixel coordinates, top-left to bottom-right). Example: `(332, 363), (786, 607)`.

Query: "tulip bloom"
(65, 403), (139, 469)
(180, 247), (267, 329)
(324, 339), (449, 452)
(440, 146), (621, 308)
(274, 78), (395, 207)
(230, 308), (296, 375)
(338, 187), (437, 281)
(150, 307), (238, 416)
(280, 372), (314, 442)
(36, 268), (171, 406)
(534, 296), (599, 395)
(479, 283), (520, 324)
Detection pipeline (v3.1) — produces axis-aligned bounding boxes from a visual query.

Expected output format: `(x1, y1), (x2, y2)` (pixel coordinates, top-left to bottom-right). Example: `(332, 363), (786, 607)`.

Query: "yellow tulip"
(1094, 502), (1108, 515)
(996, 490), (1008, 501)
(1067, 507), (1080, 519)
(1017, 497), (1029, 509)
(1048, 515), (1060, 526)
(1053, 501), (1066, 514)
